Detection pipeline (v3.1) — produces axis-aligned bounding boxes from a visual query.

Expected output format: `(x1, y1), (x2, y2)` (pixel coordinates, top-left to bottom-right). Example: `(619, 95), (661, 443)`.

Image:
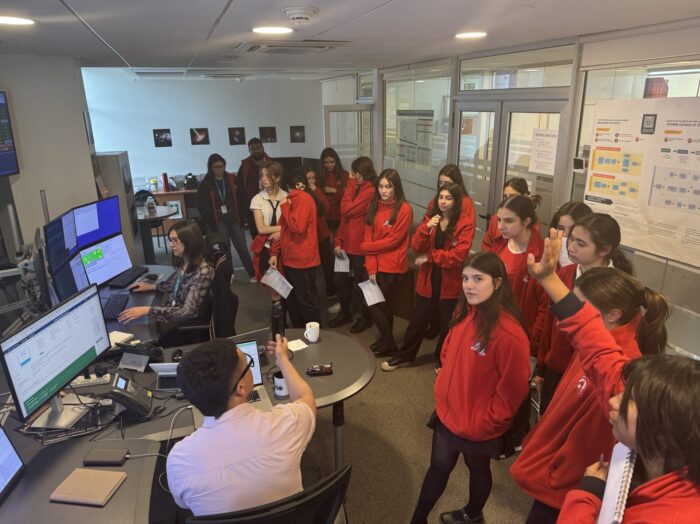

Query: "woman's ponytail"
(637, 287), (670, 356)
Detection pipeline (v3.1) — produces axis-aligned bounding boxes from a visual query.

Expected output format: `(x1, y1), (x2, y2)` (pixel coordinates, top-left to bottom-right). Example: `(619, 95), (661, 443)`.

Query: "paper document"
(287, 339), (309, 352)
(261, 268), (293, 298)
(334, 251), (350, 273)
(358, 280), (385, 306)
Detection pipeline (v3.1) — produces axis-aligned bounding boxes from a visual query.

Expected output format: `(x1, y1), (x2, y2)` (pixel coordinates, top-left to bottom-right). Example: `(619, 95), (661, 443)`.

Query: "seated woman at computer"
(118, 220), (213, 328)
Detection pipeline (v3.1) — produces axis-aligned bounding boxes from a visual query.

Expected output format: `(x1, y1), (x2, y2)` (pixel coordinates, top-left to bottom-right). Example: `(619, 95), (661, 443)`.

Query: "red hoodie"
(271, 189), (319, 269)
(311, 187), (331, 242)
(559, 469), (700, 523)
(412, 212), (474, 300)
(435, 307), (530, 441)
(360, 200), (412, 275)
(511, 317), (641, 508)
(488, 232), (544, 321)
(334, 178), (375, 255)
(320, 170), (349, 222)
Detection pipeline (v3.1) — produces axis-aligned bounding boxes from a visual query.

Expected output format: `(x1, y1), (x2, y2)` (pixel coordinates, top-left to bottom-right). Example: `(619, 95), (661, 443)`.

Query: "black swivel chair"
(186, 464), (351, 524)
(134, 189), (168, 253)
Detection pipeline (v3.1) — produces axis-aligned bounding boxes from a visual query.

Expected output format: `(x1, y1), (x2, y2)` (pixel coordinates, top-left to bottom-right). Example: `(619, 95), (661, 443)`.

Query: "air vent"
(239, 40), (348, 55)
(133, 69), (186, 79)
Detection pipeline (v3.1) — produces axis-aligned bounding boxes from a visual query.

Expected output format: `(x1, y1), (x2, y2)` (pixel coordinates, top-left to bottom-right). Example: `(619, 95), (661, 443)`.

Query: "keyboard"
(102, 294), (129, 320)
(247, 390), (261, 403)
(109, 265), (148, 288)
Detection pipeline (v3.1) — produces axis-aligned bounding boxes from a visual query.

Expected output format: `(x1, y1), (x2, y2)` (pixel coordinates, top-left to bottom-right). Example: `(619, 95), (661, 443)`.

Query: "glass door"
(324, 104), (373, 168)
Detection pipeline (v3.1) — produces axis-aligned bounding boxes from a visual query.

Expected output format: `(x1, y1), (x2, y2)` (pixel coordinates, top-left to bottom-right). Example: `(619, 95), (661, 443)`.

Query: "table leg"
(139, 221), (156, 265)
(333, 401), (344, 470)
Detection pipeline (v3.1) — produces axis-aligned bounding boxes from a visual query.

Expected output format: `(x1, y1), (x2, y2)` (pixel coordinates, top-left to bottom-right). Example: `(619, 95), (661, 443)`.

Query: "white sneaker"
(248, 276), (258, 283)
(327, 302), (341, 314)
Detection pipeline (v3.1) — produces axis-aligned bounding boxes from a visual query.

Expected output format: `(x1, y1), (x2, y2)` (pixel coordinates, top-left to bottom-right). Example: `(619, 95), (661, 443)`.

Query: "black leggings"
(411, 430), (493, 524)
(334, 254), (370, 320)
(318, 236), (336, 297)
(367, 272), (402, 349)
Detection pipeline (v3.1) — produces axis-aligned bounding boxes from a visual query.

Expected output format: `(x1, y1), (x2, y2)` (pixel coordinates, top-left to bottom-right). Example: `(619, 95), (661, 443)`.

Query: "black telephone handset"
(107, 373), (153, 418)
(271, 301), (285, 339)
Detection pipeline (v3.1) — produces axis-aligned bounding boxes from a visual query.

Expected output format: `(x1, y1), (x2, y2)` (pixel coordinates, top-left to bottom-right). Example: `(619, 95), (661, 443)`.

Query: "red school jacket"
(334, 178), (375, 256)
(311, 187), (331, 242)
(435, 307), (531, 441)
(511, 317), (641, 509)
(360, 200), (412, 275)
(412, 212), (474, 300)
(487, 232), (544, 322)
(558, 468), (700, 523)
(320, 170), (349, 223)
(271, 189), (319, 269)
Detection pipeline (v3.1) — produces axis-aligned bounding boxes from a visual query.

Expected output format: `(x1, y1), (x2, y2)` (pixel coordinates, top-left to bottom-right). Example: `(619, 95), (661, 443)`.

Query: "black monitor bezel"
(0, 425), (25, 504)
(0, 90), (20, 178)
(0, 284), (109, 422)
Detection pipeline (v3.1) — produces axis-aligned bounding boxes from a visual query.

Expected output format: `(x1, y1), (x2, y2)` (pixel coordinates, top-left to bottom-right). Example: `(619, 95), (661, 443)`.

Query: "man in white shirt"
(167, 336), (316, 517)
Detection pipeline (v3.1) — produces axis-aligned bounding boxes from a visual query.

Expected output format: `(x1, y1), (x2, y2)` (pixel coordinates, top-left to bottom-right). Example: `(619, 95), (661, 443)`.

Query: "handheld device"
(271, 301), (285, 339)
(306, 363), (333, 377)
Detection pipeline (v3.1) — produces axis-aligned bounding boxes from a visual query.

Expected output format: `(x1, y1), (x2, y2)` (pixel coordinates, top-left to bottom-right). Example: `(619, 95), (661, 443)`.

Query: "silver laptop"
(192, 339), (273, 428)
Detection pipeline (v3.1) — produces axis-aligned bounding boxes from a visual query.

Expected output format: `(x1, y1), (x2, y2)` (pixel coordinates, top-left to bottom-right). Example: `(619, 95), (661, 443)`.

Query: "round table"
(137, 205), (179, 264)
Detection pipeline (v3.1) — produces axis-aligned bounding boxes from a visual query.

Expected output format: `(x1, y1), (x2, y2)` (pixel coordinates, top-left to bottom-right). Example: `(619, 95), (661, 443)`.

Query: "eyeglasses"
(230, 353), (254, 395)
(168, 236), (181, 245)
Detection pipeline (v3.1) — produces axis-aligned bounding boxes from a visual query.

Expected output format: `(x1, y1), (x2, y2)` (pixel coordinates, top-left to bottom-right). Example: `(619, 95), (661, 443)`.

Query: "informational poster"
(528, 128), (559, 176)
(397, 110), (433, 172)
(584, 98), (700, 266)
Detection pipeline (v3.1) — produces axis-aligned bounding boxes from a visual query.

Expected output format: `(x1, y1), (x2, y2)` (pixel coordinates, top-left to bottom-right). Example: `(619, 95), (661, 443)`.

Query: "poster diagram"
(397, 110), (434, 172)
(584, 98), (700, 266)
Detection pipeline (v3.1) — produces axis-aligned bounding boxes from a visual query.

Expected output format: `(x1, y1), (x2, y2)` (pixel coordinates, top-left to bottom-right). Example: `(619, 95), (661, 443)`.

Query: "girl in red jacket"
(317, 147), (349, 232)
(410, 252), (531, 524)
(380, 183), (470, 370)
(535, 213), (633, 415)
(481, 178), (541, 251)
(528, 231), (699, 524)
(328, 157), (378, 332)
(359, 169), (412, 355)
(511, 267), (669, 524)
(269, 172), (321, 328)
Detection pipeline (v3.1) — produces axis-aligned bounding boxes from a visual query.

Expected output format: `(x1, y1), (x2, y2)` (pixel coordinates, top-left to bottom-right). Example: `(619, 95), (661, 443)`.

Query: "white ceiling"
(1, 0), (700, 77)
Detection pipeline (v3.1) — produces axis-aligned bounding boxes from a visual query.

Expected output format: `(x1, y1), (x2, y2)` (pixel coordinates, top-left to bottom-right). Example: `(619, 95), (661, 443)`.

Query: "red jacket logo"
(576, 376), (589, 397)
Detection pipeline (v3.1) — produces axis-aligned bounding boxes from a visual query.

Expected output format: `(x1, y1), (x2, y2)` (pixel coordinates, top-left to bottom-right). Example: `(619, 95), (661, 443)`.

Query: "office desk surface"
(0, 438), (159, 524)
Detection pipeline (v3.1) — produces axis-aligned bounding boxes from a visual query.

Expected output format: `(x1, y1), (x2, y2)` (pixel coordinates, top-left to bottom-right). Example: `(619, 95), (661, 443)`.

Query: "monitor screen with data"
(0, 425), (24, 503)
(52, 254), (90, 301)
(74, 196), (121, 249)
(0, 285), (109, 421)
(236, 340), (263, 386)
(79, 234), (132, 286)
(43, 210), (78, 273)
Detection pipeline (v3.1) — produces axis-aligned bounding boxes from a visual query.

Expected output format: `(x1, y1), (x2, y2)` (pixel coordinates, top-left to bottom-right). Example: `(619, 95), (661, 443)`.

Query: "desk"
(137, 206), (178, 264)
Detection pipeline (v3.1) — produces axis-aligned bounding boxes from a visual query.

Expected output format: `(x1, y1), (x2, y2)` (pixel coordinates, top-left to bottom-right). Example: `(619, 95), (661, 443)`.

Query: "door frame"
(323, 104), (374, 156)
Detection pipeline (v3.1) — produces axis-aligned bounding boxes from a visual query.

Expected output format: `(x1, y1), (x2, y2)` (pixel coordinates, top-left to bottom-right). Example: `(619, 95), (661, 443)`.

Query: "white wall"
(0, 54), (96, 242)
(82, 69), (324, 187)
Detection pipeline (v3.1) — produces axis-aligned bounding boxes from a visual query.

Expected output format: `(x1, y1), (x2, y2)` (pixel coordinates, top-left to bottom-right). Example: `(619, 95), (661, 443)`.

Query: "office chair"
(186, 464), (351, 524)
(134, 189), (168, 253)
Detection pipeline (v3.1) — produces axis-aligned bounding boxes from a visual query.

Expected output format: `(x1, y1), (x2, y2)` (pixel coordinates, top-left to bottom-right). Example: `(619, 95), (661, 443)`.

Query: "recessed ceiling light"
(455, 32), (487, 39)
(0, 16), (35, 25)
(525, 68), (541, 72)
(416, 80), (426, 83)
(253, 26), (293, 34)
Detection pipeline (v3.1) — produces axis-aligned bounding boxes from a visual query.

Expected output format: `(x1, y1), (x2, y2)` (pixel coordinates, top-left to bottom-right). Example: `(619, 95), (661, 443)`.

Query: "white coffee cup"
(273, 371), (289, 399)
(304, 321), (320, 343)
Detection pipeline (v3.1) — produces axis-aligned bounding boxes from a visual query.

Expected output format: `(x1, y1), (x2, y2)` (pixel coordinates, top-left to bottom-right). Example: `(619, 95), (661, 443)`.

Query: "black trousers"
(283, 266), (321, 328)
(334, 254), (370, 320)
(318, 236), (336, 297)
(411, 428), (493, 524)
(525, 499), (560, 524)
(367, 272), (403, 349)
(215, 216), (255, 277)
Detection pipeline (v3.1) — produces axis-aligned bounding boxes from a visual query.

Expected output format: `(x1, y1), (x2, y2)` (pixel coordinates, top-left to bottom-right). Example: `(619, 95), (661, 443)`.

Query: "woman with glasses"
(118, 220), (213, 343)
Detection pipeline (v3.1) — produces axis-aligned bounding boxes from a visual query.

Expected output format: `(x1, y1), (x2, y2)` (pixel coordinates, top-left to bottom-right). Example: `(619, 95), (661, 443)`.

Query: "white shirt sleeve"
(249, 192), (263, 211)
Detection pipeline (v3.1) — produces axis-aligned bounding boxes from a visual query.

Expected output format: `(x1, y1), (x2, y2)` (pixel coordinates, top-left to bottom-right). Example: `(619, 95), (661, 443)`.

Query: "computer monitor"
(0, 425), (24, 504)
(51, 254), (90, 301)
(0, 91), (20, 178)
(237, 340), (263, 386)
(0, 285), (109, 428)
(79, 234), (133, 287)
(44, 209), (78, 273)
(74, 196), (121, 249)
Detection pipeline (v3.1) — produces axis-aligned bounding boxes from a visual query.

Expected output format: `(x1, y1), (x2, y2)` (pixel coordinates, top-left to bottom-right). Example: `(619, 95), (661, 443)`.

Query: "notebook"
(597, 442), (637, 524)
(50, 467), (127, 507)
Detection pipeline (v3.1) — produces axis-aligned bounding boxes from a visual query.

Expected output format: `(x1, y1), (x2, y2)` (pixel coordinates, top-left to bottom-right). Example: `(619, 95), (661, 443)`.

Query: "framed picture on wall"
(228, 127), (246, 145)
(190, 128), (210, 145)
(290, 126), (305, 143)
(259, 126), (277, 143)
(153, 128), (172, 147)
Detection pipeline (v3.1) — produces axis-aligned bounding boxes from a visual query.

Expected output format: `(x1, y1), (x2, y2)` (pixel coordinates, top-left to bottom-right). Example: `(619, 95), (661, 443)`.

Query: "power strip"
(70, 373), (112, 389)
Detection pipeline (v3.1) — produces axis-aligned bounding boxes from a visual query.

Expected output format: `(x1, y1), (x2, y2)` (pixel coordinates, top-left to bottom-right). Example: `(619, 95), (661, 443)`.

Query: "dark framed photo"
(190, 128), (210, 145)
(259, 126), (277, 143)
(228, 127), (246, 145)
(290, 126), (305, 143)
(153, 128), (172, 147)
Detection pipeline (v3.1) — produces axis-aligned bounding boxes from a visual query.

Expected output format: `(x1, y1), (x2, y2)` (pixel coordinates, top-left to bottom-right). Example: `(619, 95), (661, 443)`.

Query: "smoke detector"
(282, 6), (319, 26)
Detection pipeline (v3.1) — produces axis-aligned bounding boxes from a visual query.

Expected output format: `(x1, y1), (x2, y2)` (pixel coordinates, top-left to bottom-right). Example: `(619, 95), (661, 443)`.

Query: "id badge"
(220, 205), (228, 214)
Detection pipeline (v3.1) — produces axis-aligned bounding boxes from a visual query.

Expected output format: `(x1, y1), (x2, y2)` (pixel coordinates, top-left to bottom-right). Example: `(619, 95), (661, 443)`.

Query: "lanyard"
(171, 270), (183, 306)
(215, 179), (226, 203)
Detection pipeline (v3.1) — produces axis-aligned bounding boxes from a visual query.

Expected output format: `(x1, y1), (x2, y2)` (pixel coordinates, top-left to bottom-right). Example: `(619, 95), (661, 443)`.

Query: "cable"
(164, 405), (192, 455)
(126, 452), (168, 460)
(158, 471), (171, 494)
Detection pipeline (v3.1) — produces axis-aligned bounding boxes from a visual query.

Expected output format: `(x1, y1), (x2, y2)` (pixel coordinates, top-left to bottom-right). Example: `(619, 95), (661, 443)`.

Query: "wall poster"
(396, 110), (434, 173)
(584, 98), (700, 266)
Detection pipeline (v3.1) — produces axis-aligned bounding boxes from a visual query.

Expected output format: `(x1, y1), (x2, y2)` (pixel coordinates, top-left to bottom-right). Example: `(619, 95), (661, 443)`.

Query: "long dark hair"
(551, 200), (592, 230)
(169, 220), (205, 271)
(291, 167), (325, 218)
(206, 153), (226, 178)
(499, 195), (539, 229)
(317, 147), (344, 187)
(428, 183), (462, 239)
(450, 252), (530, 346)
(503, 177), (542, 208)
(366, 169), (406, 225)
(351, 156), (378, 184)
(620, 355), (700, 484)
(575, 267), (669, 355)
(436, 164), (468, 197)
(571, 213), (633, 275)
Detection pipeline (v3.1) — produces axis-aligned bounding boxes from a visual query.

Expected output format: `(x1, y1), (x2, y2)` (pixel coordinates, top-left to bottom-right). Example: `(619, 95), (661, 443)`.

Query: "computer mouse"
(145, 273), (158, 281)
(171, 349), (184, 362)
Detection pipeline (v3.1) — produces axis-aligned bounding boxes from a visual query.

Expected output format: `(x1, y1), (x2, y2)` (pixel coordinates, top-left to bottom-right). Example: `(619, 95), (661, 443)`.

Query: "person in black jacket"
(197, 153), (256, 281)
